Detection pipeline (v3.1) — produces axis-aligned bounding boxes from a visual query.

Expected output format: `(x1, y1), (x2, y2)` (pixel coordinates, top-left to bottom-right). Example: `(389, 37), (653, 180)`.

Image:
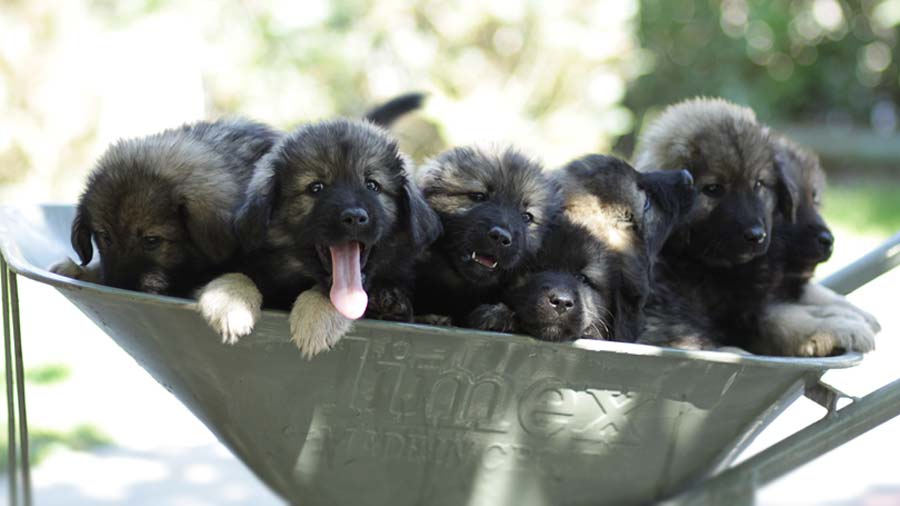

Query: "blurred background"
(1, 0), (899, 505)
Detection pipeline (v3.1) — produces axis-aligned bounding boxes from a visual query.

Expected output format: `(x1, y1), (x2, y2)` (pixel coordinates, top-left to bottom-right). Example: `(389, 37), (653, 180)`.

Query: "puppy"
(413, 145), (561, 323)
(470, 155), (696, 342)
(757, 136), (879, 356)
(635, 98), (876, 355)
(468, 216), (612, 342)
(634, 97), (796, 267)
(200, 118), (441, 356)
(50, 118), (280, 296)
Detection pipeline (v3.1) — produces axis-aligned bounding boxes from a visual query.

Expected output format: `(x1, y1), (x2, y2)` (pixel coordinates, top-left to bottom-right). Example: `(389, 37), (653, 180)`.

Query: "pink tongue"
(329, 242), (368, 319)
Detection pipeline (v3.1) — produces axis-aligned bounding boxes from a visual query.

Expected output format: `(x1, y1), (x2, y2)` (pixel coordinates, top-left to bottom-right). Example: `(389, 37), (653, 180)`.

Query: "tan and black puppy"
(50, 119), (280, 295)
(199, 118), (441, 357)
(413, 145), (561, 323)
(634, 99), (876, 355)
(468, 216), (613, 342)
(635, 97), (796, 267)
(470, 155), (696, 343)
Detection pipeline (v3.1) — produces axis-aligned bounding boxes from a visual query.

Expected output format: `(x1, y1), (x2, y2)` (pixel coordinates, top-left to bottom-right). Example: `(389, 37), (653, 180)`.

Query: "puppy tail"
(364, 93), (426, 127)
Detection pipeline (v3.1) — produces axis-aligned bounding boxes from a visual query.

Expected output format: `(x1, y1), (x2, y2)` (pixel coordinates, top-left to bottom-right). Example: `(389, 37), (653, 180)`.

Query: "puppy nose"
(548, 290), (575, 315)
(678, 169), (693, 187)
(340, 208), (369, 228)
(488, 226), (513, 247)
(816, 228), (834, 248)
(743, 226), (767, 244)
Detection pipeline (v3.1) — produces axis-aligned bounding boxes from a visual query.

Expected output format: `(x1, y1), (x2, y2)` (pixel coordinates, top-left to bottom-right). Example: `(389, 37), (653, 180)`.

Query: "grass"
(824, 183), (900, 238)
(0, 424), (113, 473)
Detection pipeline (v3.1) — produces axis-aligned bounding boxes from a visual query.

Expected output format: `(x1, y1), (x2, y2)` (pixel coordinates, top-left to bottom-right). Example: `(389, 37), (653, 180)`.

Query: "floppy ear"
(401, 172), (442, 255)
(233, 158), (279, 253)
(773, 157), (799, 223)
(609, 256), (651, 343)
(71, 201), (94, 266)
(178, 199), (236, 265)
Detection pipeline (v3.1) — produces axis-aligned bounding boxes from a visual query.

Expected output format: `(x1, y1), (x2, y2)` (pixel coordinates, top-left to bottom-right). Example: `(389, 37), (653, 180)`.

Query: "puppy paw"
(197, 273), (262, 345)
(290, 289), (353, 359)
(466, 303), (517, 333)
(796, 316), (876, 357)
(48, 258), (96, 281)
(366, 285), (413, 322)
(414, 314), (454, 326)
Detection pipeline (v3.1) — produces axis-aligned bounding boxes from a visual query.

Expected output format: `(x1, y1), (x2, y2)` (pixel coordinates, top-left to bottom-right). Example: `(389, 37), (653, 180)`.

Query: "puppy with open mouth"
(412, 145), (561, 324)
(50, 118), (281, 296)
(198, 117), (441, 357)
(469, 155), (696, 343)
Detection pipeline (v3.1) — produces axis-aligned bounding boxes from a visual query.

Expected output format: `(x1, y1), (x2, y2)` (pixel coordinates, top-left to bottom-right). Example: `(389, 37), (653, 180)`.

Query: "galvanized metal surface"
(0, 205), (877, 506)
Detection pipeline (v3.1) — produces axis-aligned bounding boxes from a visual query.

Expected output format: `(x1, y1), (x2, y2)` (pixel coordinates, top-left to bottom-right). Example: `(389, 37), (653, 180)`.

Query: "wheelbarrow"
(2, 204), (899, 506)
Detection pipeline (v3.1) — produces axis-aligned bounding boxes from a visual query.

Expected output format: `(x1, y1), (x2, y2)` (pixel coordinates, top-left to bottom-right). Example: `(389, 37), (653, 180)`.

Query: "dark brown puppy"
(201, 118), (441, 356)
(755, 137), (878, 356)
(414, 145), (561, 324)
(470, 155), (696, 343)
(50, 118), (280, 296)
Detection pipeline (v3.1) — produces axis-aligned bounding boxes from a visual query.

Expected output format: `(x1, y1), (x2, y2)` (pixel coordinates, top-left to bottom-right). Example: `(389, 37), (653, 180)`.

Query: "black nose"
(743, 226), (767, 244)
(488, 226), (513, 247)
(548, 290), (575, 315)
(816, 229), (834, 248)
(678, 169), (693, 187)
(340, 208), (369, 229)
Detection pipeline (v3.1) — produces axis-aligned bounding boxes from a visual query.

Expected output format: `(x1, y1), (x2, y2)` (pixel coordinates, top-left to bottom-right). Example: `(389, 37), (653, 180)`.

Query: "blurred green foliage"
(824, 183), (900, 235)
(621, 0), (900, 153)
(0, 424), (113, 473)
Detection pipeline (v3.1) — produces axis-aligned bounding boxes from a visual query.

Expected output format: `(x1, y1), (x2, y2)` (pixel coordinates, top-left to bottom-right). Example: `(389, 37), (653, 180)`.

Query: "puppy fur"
(470, 155), (696, 343)
(635, 97), (796, 267)
(414, 145), (561, 323)
(636, 103), (877, 355)
(220, 118), (441, 355)
(53, 118), (280, 296)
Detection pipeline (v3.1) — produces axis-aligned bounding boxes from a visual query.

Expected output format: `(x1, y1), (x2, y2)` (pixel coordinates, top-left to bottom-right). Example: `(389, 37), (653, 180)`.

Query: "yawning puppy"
(413, 145), (561, 323)
(200, 118), (440, 357)
(50, 118), (280, 295)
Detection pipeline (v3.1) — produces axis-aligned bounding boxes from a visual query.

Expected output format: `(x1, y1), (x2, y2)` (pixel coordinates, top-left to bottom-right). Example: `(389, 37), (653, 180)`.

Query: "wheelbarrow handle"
(665, 375), (900, 505)
(821, 231), (900, 295)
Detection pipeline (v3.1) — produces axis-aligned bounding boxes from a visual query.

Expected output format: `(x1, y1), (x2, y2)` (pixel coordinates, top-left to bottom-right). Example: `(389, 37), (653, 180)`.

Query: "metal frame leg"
(2, 256), (31, 506)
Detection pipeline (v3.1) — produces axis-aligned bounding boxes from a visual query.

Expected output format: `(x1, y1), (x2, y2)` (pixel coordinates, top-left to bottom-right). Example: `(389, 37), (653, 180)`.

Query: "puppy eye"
(469, 192), (487, 202)
(142, 236), (162, 250)
(643, 197), (652, 212)
(702, 184), (724, 197)
(365, 179), (381, 192)
(576, 273), (589, 285)
(754, 179), (765, 190)
(522, 211), (534, 223)
(307, 181), (325, 194)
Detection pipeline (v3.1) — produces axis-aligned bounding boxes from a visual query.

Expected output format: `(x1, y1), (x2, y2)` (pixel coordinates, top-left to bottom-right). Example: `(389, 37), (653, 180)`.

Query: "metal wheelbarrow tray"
(2, 205), (899, 506)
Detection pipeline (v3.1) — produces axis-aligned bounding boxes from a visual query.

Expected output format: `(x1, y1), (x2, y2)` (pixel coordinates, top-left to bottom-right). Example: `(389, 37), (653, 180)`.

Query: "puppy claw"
(796, 317), (876, 357)
(290, 289), (353, 359)
(197, 273), (262, 345)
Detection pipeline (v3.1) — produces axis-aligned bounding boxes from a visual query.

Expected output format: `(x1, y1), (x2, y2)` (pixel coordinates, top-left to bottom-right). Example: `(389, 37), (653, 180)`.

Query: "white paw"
(809, 304), (881, 335)
(289, 289), (353, 359)
(48, 258), (88, 279)
(797, 316), (876, 357)
(197, 273), (262, 345)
